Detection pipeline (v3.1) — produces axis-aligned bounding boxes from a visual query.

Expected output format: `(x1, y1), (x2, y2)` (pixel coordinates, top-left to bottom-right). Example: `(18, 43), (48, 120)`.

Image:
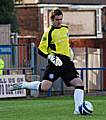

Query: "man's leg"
(74, 86), (84, 114)
(9, 81), (41, 91)
(70, 77), (84, 114)
(9, 80), (52, 92)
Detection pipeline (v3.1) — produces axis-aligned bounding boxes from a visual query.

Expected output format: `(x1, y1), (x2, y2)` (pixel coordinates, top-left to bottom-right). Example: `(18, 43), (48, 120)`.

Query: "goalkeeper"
(9, 8), (84, 115)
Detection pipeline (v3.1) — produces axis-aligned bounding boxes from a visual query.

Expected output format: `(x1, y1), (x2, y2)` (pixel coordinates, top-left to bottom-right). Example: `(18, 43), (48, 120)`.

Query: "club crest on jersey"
(49, 73), (54, 79)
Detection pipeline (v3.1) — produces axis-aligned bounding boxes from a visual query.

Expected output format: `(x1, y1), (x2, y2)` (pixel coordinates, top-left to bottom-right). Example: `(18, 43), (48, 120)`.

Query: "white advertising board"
(0, 74), (26, 98)
(63, 11), (96, 36)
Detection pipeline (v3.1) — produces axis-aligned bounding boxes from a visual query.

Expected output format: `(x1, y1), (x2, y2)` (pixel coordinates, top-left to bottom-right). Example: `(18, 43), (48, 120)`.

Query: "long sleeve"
(38, 32), (49, 58)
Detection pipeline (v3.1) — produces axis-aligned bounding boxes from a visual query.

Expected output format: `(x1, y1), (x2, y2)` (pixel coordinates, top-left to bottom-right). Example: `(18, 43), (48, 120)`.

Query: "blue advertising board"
(0, 45), (12, 54)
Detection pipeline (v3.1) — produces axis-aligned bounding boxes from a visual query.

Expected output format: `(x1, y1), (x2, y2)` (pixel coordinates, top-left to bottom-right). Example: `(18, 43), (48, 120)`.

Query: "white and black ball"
(79, 101), (93, 115)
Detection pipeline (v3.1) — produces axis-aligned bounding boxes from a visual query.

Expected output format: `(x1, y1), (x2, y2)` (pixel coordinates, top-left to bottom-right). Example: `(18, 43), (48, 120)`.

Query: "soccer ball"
(79, 101), (93, 115)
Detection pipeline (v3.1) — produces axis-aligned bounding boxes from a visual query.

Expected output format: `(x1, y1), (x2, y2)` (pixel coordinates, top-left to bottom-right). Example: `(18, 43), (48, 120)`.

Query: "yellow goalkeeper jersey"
(38, 24), (71, 58)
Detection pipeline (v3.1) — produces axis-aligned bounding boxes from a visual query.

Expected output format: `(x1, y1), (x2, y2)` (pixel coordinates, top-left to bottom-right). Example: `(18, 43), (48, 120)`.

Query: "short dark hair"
(50, 8), (63, 20)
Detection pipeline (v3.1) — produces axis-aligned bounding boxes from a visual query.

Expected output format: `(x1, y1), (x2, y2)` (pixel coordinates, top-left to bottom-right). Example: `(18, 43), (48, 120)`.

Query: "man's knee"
(70, 77), (84, 87)
(40, 80), (53, 91)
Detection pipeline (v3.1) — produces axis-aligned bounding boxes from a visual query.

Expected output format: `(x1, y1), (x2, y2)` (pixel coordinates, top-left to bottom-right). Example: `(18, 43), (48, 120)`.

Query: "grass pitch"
(0, 96), (106, 120)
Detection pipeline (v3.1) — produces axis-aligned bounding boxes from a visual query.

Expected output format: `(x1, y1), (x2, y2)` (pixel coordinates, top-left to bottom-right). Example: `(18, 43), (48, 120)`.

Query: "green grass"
(0, 96), (106, 120)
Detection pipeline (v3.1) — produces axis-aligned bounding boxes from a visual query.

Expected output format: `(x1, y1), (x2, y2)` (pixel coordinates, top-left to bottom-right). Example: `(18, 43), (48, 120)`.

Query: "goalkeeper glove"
(48, 54), (63, 66)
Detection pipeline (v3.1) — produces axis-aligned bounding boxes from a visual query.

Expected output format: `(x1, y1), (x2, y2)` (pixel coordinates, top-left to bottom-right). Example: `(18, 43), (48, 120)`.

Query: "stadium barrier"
(0, 67), (105, 98)
(47, 67), (106, 97)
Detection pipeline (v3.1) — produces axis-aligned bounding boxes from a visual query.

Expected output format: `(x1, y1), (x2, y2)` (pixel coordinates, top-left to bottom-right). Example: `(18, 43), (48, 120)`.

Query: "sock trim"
(39, 83), (44, 92)
(75, 86), (84, 90)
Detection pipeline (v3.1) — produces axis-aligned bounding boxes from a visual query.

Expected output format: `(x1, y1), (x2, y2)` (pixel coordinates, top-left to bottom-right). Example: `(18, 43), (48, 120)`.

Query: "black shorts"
(43, 55), (80, 87)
